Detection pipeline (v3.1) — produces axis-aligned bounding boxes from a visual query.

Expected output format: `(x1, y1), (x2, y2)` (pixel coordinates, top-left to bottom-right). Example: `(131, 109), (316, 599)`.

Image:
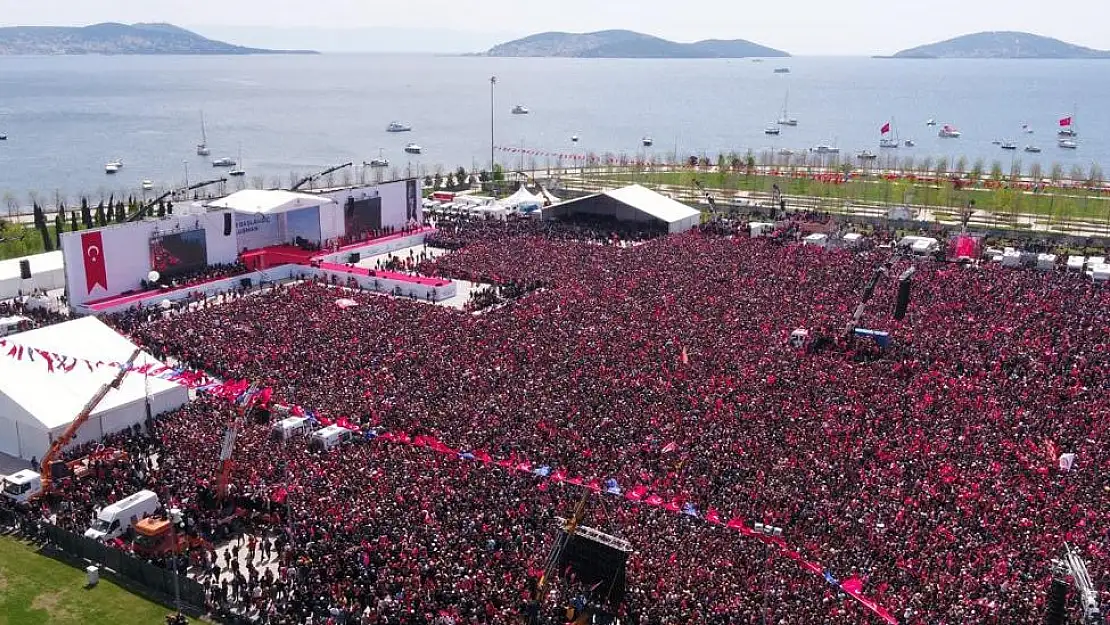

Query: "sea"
(0, 53), (1107, 202)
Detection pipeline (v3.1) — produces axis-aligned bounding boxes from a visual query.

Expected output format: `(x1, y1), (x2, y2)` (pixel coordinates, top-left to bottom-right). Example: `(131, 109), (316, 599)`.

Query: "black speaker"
(348, 252), (361, 263)
(19, 259), (30, 280)
(1045, 578), (1067, 625)
(893, 279), (912, 320)
(556, 529), (629, 606)
(239, 277), (252, 288)
(49, 460), (69, 479)
(224, 212), (232, 236)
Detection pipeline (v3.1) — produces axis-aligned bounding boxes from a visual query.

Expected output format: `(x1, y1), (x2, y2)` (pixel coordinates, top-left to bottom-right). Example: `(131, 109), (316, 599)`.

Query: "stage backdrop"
(61, 211), (238, 307)
(312, 178), (422, 240)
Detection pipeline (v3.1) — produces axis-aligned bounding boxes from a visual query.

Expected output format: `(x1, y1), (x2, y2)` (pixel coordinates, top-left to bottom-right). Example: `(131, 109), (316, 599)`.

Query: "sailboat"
(777, 91), (798, 126)
(229, 144), (245, 177)
(1058, 109), (1078, 138)
(196, 111), (211, 156)
(879, 120), (899, 148)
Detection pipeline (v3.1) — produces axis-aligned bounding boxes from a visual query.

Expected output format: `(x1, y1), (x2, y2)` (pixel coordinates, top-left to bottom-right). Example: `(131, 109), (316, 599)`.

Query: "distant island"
(481, 29), (788, 59)
(890, 31), (1110, 59)
(0, 23), (317, 55)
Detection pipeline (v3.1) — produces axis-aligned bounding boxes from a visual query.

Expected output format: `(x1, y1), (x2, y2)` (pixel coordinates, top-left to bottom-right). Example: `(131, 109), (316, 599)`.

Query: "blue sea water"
(0, 53), (1107, 202)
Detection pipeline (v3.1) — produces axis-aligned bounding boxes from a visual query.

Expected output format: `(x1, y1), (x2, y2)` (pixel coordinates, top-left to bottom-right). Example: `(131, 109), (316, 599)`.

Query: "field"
(0, 536), (196, 625)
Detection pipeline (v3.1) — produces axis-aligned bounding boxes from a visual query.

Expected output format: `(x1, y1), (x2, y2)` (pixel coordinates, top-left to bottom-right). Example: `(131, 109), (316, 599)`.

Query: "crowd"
(145, 261), (249, 292)
(20, 217), (1110, 624)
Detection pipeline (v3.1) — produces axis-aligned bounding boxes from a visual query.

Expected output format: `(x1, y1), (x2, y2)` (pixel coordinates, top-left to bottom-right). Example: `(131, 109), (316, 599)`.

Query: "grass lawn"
(0, 536), (198, 625)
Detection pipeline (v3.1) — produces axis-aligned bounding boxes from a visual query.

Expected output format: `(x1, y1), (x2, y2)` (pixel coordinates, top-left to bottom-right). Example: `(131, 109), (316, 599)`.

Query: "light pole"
(183, 161), (189, 190)
(168, 507), (183, 617)
(754, 523), (783, 625)
(490, 76), (497, 175)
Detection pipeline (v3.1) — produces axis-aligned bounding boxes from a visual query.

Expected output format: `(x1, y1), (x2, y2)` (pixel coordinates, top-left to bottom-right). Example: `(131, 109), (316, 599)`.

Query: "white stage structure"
(0, 252), (65, 300)
(0, 317), (189, 461)
(206, 190), (340, 250)
(543, 184), (701, 234)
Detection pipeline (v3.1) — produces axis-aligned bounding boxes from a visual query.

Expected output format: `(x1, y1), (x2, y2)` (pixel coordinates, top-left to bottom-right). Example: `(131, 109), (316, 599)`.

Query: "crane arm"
(39, 348), (143, 494)
(291, 163), (353, 191)
(215, 382), (262, 498)
(128, 178), (228, 222)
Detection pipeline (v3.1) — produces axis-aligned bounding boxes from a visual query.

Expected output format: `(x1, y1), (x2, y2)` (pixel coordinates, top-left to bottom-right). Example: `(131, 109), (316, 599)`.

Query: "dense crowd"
(23, 217), (1110, 624)
(145, 261), (250, 292)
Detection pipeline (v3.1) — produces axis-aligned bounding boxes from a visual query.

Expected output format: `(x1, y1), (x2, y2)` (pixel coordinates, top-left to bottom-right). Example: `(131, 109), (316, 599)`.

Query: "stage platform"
(241, 246), (315, 271)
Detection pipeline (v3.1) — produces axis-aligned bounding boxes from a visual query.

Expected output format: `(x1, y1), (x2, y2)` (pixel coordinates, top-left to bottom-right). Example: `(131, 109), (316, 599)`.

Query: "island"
(482, 30), (788, 59)
(0, 23), (317, 55)
(890, 31), (1110, 59)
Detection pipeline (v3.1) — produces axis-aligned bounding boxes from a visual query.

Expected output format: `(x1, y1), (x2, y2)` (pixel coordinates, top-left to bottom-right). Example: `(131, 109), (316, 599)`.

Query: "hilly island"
(483, 30), (788, 58)
(892, 31), (1110, 59)
(0, 23), (316, 55)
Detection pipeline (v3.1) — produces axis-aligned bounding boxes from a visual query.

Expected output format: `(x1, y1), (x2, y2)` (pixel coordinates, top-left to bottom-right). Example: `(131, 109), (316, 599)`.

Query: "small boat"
(642, 137), (653, 147)
(387, 121), (412, 133)
(197, 111), (210, 156)
(1024, 145), (1042, 153)
(938, 125), (961, 138)
(903, 139), (915, 147)
(511, 105), (529, 115)
(879, 138), (899, 149)
(229, 145), (245, 177)
(777, 90), (798, 126)
(212, 157), (236, 167)
(404, 143), (422, 154)
(141, 180), (154, 190)
(1058, 128), (1077, 138)
(1022, 124), (1034, 134)
(1000, 141), (1017, 150)
(926, 119), (937, 126)
(571, 135), (579, 143)
(764, 125), (781, 135)
(0, 134), (6, 141)
(991, 140), (1002, 145)
(1058, 139), (1078, 149)
(367, 148), (389, 168)
(773, 67), (791, 74)
(811, 144), (839, 154)
(857, 150), (878, 160)
(778, 149), (795, 156)
(105, 160), (123, 174)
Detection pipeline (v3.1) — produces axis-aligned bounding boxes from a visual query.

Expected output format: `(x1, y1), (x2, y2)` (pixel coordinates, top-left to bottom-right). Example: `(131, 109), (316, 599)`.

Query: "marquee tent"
(0, 317), (189, 461)
(0, 251), (65, 300)
(205, 190), (336, 215)
(542, 184), (701, 234)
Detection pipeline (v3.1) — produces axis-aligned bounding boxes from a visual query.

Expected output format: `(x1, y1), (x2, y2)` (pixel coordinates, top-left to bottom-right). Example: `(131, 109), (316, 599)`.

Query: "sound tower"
(555, 522), (631, 607)
(224, 212), (232, 236)
(893, 267), (915, 321)
(1045, 577), (1067, 625)
(19, 259), (30, 280)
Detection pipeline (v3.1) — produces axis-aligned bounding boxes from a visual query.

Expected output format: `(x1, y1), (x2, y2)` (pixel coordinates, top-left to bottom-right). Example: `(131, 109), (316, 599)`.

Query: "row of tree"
(26, 196), (173, 254)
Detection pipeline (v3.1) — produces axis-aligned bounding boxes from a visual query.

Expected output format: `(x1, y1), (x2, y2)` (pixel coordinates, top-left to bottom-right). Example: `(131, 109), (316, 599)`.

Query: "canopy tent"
(0, 317), (188, 461)
(207, 190), (339, 249)
(499, 186), (542, 208)
(206, 190), (336, 215)
(543, 184), (701, 234)
(0, 251), (65, 300)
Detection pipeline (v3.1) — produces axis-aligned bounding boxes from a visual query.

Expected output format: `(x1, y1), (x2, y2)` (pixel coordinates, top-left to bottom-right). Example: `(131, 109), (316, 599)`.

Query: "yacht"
(1058, 138), (1078, 149)
(773, 67), (791, 74)
(764, 125), (781, 135)
(511, 105), (530, 115)
(212, 157), (236, 168)
(811, 144), (839, 154)
(571, 135), (579, 143)
(0, 134), (6, 141)
(105, 160), (123, 174)
(387, 121), (412, 133)
(228, 145), (245, 177)
(1024, 145), (1042, 153)
(857, 150), (878, 161)
(938, 125), (961, 138)
(926, 119), (937, 126)
(367, 148), (389, 168)
(196, 111), (210, 156)
(141, 180), (154, 191)
(642, 137), (653, 147)
(879, 138), (899, 149)
(903, 139), (915, 147)
(777, 91), (798, 126)
(404, 143), (422, 154)
(1058, 127), (1078, 138)
(1000, 141), (1017, 151)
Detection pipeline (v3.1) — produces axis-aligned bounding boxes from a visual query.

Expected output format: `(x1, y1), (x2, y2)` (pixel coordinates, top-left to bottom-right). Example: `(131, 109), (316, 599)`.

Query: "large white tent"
(0, 251), (65, 300)
(542, 184), (701, 234)
(205, 190), (336, 215)
(0, 317), (189, 461)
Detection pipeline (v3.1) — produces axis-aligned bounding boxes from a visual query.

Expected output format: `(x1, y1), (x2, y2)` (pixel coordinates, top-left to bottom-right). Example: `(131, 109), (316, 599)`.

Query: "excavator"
(3, 348), (144, 501)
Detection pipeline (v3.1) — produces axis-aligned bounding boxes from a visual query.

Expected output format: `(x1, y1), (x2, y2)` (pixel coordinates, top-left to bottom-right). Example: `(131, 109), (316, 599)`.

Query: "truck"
(1, 469), (41, 503)
(131, 516), (208, 558)
(84, 489), (160, 541)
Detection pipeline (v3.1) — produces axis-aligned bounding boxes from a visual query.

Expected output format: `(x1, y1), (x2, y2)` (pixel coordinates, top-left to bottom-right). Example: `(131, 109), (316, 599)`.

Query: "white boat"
(366, 148), (389, 168)
(764, 125), (781, 135)
(196, 111), (210, 156)
(212, 157), (236, 168)
(387, 121), (412, 133)
(904, 139), (915, 147)
(857, 150), (878, 160)
(1024, 145), (1042, 153)
(511, 105), (529, 115)
(1058, 127), (1077, 138)
(1022, 124), (1034, 134)
(141, 180), (154, 190)
(1058, 139), (1078, 149)
(778, 149), (795, 156)
(938, 125), (961, 138)
(228, 144), (245, 177)
(571, 135), (579, 143)
(777, 91), (798, 126)
(811, 144), (839, 154)
(642, 137), (653, 147)
(105, 160), (123, 174)
(926, 119), (937, 126)
(879, 138), (899, 149)
(404, 143), (422, 154)
(773, 67), (791, 74)
(1000, 141), (1017, 150)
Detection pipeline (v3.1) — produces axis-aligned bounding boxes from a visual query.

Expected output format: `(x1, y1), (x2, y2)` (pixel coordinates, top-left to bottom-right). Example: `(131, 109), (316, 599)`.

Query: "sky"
(3, 0), (1110, 55)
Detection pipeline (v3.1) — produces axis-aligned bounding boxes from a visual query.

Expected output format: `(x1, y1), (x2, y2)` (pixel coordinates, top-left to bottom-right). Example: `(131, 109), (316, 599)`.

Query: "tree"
(3, 192), (17, 219)
(955, 156), (968, 175)
(1009, 159), (1022, 180)
(166, 201), (173, 215)
(935, 157), (949, 179)
(433, 172), (443, 189)
(80, 197), (92, 228)
(116, 201), (126, 222)
(1088, 163), (1104, 187)
(1029, 162), (1043, 183)
(456, 167), (468, 186)
(445, 173), (456, 189)
(1070, 164), (1086, 183)
(989, 161), (1004, 181)
(54, 212), (65, 248)
(95, 201), (106, 226)
(424, 175), (433, 188)
(70, 211), (78, 232)
(157, 200), (166, 218)
(970, 158), (985, 182)
(1049, 163), (1064, 185)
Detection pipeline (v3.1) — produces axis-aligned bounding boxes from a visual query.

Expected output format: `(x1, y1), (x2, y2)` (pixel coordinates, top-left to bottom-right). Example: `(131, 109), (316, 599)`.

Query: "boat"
(571, 135), (579, 143)
(778, 149), (795, 156)
(511, 105), (529, 115)
(857, 150), (878, 160)
(764, 125), (781, 135)
(773, 67), (791, 73)
(642, 137), (653, 147)
(404, 143), (422, 154)
(991, 140), (1002, 145)
(879, 138), (899, 149)
(777, 91), (798, 126)
(903, 139), (915, 147)
(926, 119), (937, 126)
(811, 143), (839, 154)
(880, 119), (899, 148)
(366, 148), (389, 168)
(1058, 128), (1078, 138)
(1058, 109), (1078, 137)
(141, 180), (154, 190)
(0, 134), (6, 141)
(228, 144), (245, 177)
(387, 121), (412, 133)
(212, 157), (236, 168)
(1024, 145), (1042, 153)
(105, 160), (122, 174)
(196, 111), (210, 156)
(1058, 139), (1078, 149)
(938, 125), (961, 138)
(1022, 123), (1034, 134)
(1000, 141), (1017, 150)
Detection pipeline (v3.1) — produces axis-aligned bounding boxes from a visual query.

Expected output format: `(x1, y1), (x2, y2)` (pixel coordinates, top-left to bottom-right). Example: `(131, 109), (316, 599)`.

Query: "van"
(0, 315), (30, 338)
(1, 469), (42, 503)
(84, 489), (160, 541)
(308, 424), (354, 452)
(270, 416), (311, 442)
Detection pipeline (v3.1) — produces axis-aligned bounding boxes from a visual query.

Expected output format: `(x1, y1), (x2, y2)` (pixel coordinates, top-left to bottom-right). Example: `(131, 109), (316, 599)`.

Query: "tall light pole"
(490, 76), (497, 175)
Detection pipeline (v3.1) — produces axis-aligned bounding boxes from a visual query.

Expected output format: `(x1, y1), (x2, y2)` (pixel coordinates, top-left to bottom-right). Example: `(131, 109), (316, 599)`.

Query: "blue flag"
(824, 571), (839, 586)
(605, 478), (621, 495)
(682, 502), (699, 517)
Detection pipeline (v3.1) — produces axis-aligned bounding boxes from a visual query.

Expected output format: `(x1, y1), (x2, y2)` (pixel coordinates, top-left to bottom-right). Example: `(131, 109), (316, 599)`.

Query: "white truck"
(1, 469), (42, 503)
(84, 490), (161, 541)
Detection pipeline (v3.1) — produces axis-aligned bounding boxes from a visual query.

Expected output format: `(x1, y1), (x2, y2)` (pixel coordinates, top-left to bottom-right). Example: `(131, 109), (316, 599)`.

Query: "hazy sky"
(3, 0), (1110, 55)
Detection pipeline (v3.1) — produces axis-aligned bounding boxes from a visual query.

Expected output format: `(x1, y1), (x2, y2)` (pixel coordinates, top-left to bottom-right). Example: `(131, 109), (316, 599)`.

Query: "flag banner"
(881, 122), (891, 134)
(81, 230), (108, 293)
(1059, 116), (1072, 127)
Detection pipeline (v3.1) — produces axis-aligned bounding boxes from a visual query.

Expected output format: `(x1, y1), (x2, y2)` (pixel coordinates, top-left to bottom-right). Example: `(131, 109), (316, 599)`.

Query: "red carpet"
(241, 245), (316, 271)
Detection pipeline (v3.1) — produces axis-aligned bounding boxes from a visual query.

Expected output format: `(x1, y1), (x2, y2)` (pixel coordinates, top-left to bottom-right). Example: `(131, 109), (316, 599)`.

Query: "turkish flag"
(880, 122), (891, 134)
(1060, 116), (1073, 127)
(81, 231), (107, 293)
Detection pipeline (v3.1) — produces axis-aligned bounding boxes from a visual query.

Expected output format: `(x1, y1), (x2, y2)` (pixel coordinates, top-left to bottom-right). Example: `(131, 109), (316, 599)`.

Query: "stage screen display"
(150, 229), (208, 278)
(345, 197), (382, 239)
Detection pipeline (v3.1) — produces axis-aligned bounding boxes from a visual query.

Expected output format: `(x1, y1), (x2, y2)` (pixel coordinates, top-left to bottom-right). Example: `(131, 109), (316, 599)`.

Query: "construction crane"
(128, 178), (228, 222)
(692, 178), (719, 216)
(290, 163), (353, 191)
(38, 348), (143, 496)
(215, 382), (262, 499)
(529, 488), (591, 623)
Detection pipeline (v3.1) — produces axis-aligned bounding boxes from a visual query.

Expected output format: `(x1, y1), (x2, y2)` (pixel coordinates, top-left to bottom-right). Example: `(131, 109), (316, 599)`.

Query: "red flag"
(680, 347), (688, 365)
(1059, 116), (1072, 127)
(880, 122), (891, 134)
(81, 231), (108, 294)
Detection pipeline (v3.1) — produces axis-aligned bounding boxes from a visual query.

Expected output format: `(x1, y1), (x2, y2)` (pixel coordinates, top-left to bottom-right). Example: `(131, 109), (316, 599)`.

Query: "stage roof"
(0, 317), (182, 431)
(206, 190), (336, 215)
(601, 185), (701, 225)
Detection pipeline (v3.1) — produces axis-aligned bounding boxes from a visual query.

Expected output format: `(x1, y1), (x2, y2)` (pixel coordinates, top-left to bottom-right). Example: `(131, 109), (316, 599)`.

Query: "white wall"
(61, 211), (238, 307)
(0, 252), (65, 299)
(311, 179), (423, 239)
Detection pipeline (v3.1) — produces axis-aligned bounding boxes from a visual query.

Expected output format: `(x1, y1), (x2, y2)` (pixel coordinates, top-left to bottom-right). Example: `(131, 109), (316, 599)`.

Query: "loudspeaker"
(348, 252), (361, 263)
(224, 212), (232, 236)
(19, 259), (30, 280)
(1044, 578), (1067, 625)
(893, 279), (912, 320)
(556, 528), (629, 606)
(239, 277), (252, 288)
(49, 460), (69, 479)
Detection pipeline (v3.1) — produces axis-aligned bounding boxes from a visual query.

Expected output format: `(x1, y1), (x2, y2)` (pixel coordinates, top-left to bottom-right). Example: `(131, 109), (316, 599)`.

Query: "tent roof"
(0, 251), (63, 281)
(600, 185), (700, 224)
(500, 186), (542, 207)
(206, 190), (335, 215)
(0, 317), (181, 431)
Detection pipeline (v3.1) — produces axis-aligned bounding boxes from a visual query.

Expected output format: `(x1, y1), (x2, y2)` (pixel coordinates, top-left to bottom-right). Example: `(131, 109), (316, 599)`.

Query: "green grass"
(0, 536), (197, 625)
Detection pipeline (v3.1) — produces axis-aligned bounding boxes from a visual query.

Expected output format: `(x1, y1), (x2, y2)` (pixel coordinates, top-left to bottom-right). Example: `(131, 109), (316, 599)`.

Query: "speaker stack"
(223, 212), (232, 236)
(19, 259), (31, 280)
(1044, 578), (1068, 625)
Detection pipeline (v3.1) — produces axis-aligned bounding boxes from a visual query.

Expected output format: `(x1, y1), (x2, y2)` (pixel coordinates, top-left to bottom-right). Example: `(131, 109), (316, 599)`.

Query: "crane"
(38, 348), (143, 496)
(215, 382), (262, 499)
(128, 178), (228, 222)
(529, 488), (591, 623)
(692, 178), (719, 217)
(290, 163), (353, 192)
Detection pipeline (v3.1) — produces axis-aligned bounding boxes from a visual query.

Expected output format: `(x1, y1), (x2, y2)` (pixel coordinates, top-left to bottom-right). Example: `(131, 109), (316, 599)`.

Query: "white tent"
(205, 189), (336, 215)
(543, 184), (701, 234)
(500, 186), (542, 208)
(0, 251), (65, 300)
(0, 317), (189, 461)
